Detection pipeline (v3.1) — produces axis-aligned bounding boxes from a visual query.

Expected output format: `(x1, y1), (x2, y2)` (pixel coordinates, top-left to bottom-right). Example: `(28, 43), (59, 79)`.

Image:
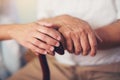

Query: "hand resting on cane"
(38, 15), (102, 56)
(0, 22), (63, 56)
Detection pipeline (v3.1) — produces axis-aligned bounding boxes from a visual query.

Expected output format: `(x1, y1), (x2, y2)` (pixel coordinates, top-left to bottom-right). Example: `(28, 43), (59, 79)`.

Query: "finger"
(67, 37), (74, 53)
(32, 31), (60, 47)
(88, 32), (97, 56)
(71, 32), (82, 55)
(59, 28), (74, 53)
(65, 32), (74, 53)
(29, 37), (55, 51)
(80, 32), (90, 56)
(25, 42), (47, 55)
(37, 25), (61, 41)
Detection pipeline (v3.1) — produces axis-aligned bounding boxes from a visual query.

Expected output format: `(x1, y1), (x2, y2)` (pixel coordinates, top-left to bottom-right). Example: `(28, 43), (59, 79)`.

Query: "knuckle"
(88, 30), (93, 33)
(72, 31), (79, 37)
(79, 29), (86, 35)
(80, 28), (85, 32)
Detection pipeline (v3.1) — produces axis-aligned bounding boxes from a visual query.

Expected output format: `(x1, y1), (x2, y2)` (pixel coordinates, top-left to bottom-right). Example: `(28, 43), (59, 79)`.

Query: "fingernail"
(50, 47), (54, 51)
(55, 42), (60, 47)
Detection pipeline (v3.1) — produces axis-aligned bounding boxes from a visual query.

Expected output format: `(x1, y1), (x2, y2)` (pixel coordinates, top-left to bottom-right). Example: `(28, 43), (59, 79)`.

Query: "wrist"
(7, 24), (18, 39)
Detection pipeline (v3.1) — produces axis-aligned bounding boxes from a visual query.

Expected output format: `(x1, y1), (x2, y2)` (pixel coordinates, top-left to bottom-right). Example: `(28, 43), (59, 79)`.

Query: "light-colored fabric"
(7, 56), (120, 80)
(115, 0), (120, 19)
(37, 0), (120, 66)
(0, 0), (26, 79)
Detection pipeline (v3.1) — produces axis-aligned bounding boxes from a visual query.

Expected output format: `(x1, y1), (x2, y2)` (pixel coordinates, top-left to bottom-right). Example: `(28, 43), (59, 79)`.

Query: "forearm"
(95, 20), (120, 49)
(0, 24), (19, 40)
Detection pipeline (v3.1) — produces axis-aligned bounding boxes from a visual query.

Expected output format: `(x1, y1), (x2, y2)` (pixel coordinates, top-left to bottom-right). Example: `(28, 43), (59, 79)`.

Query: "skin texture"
(0, 15), (120, 56)
(95, 20), (120, 49)
(39, 15), (101, 56)
(0, 23), (61, 55)
(39, 15), (120, 55)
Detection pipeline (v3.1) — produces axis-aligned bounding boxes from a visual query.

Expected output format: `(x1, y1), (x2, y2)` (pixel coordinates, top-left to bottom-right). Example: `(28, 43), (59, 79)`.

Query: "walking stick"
(38, 42), (64, 80)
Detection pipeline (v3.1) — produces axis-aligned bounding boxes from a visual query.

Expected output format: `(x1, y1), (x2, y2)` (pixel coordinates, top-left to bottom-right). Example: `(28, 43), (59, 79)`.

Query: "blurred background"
(0, 0), (37, 79)
(15, 0), (37, 23)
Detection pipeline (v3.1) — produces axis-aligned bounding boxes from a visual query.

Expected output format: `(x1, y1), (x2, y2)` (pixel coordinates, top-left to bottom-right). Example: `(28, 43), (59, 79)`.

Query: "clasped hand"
(38, 15), (101, 56)
(9, 15), (101, 56)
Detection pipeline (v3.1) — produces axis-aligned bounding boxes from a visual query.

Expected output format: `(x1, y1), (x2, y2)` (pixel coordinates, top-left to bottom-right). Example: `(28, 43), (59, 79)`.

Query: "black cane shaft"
(38, 54), (50, 80)
(38, 42), (64, 80)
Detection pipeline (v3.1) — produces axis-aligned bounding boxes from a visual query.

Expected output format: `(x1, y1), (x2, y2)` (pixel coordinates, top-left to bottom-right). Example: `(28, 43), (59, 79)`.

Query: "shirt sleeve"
(115, 0), (120, 19)
(37, 0), (51, 19)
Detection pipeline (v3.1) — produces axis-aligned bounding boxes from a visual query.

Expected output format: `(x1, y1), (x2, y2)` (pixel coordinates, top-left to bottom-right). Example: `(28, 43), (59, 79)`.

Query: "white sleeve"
(115, 0), (120, 19)
(37, 0), (51, 19)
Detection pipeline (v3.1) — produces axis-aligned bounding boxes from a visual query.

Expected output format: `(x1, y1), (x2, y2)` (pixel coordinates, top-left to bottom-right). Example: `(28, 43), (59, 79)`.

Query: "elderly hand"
(38, 15), (102, 56)
(8, 22), (61, 55)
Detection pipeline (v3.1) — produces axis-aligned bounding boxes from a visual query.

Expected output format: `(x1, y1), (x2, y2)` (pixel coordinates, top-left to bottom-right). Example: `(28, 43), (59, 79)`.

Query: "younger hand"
(8, 22), (61, 55)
